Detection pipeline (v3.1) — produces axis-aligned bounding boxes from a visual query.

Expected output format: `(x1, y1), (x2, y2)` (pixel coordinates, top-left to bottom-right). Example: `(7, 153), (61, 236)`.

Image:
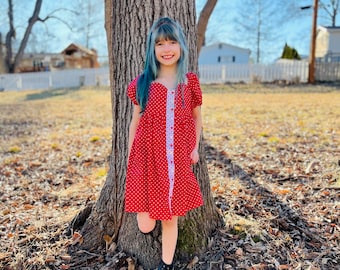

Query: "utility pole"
(308, 0), (318, 83)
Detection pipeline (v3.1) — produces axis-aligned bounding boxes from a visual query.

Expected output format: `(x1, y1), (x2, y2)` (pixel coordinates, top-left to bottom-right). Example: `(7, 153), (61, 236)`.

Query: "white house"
(198, 42), (251, 65)
(315, 26), (340, 62)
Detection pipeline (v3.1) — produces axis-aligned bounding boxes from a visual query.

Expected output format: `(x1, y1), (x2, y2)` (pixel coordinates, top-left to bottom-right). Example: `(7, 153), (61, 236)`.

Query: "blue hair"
(137, 17), (189, 112)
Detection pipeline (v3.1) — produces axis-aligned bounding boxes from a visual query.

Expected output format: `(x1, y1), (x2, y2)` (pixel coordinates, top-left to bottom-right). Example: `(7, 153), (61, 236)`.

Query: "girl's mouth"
(162, 55), (174, 59)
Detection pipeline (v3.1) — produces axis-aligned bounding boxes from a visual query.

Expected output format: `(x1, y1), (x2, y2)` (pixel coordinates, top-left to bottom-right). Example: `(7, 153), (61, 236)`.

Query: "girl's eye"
(171, 41), (177, 44)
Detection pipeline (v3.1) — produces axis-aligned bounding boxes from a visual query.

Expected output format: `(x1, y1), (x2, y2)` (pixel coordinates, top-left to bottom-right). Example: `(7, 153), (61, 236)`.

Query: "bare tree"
(197, 0), (218, 54)
(233, 0), (297, 63)
(70, 0), (104, 49)
(69, 0), (222, 269)
(2, 0), (75, 73)
(320, 0), (340, 26)
(4, 0), (45, 73)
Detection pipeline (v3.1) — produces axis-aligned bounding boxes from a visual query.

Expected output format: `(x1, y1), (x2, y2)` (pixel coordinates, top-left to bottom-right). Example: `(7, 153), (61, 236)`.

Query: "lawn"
(0, 83), (339, 269)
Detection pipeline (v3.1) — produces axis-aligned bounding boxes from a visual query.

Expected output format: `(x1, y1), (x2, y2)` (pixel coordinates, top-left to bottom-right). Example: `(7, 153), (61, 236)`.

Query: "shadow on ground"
(25, 87), (81, 101)
(203, 142), (338, 269)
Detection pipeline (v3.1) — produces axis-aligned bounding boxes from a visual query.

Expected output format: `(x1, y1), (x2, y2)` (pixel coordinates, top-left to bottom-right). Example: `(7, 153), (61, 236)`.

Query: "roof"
(317, 26), (340, 32)
(61, 43), (96, 56)
(202, 42), (251, 53)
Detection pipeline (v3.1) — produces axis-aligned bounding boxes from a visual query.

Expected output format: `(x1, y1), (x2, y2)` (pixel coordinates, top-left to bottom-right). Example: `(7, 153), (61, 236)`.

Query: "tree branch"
(197, 0), (218, 54)
(38, 15), (74, 30)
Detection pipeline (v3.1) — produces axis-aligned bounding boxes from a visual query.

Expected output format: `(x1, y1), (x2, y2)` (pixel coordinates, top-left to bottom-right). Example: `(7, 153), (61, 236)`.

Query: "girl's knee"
(161, 216), (178, 228)
(137, 212), (156, 233)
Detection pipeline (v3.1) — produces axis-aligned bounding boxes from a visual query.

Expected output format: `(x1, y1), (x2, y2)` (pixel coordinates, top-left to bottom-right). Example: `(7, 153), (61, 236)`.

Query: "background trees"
(281, 43), (302, 60)
(0, 0), (106, 73)
(232, 0), (299, 63)
(319, 0), (340, 26)
(3, 0), (44, 73)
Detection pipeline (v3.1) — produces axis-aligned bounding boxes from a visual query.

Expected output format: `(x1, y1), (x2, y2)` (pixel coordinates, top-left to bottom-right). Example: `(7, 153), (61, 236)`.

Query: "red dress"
(125, 72), (203, 220)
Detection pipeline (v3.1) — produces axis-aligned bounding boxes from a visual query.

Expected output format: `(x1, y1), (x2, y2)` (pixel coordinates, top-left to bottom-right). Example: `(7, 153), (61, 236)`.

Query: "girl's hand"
(190, 148), (199, 164)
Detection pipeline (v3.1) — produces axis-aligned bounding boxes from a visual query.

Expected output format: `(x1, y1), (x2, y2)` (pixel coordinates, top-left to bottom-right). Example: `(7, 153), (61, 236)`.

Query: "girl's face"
(155, 39), (181, 68)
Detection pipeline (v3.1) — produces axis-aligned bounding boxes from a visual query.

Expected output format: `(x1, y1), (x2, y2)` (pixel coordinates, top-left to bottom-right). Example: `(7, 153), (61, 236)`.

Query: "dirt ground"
(0, 83), (339, 269)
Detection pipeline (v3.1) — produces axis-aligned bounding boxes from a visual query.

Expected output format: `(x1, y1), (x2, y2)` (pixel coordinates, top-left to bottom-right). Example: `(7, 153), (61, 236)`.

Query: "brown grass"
(0, 84), (339, 268)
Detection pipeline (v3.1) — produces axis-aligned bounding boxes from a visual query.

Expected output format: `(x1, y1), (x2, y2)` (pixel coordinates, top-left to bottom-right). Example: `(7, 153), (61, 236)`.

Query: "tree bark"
(74, 1), (222, 269)
(5, 0), (15, 73)
(197, 0), (218, 54)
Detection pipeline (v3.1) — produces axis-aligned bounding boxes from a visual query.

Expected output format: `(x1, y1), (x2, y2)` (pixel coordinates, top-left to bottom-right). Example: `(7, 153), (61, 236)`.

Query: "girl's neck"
(158, 65), (177, 78)
(156, 66), (178, 89)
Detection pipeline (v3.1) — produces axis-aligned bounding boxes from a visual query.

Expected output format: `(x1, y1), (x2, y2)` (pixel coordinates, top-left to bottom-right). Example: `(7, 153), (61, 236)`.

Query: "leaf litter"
(0, 84), (339, 269)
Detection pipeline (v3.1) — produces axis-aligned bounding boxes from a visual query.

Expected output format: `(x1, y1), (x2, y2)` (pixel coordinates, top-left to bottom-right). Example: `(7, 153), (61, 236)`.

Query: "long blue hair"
(137, 17), (189, 112)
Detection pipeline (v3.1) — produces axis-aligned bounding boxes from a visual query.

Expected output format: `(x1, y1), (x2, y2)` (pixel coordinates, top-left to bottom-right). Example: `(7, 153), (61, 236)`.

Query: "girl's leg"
(137, 212), (156, 233)
(161, 216), (178, 265)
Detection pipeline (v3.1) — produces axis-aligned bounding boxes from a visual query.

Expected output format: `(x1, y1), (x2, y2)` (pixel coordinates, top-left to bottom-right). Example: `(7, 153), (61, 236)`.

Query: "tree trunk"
(5, 0), (15, 73)
(74, 1), (222, 269)
(5, 0), (43, 73)
(197, 0), (218, 54)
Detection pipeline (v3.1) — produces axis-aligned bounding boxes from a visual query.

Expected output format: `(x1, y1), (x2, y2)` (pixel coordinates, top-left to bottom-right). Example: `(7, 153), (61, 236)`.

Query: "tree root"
(66, 202), (94, 236)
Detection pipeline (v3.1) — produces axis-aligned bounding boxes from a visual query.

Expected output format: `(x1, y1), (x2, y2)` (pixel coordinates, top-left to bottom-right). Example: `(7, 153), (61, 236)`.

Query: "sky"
(196, 0), (339, 62)
(0, 0), (339, 64)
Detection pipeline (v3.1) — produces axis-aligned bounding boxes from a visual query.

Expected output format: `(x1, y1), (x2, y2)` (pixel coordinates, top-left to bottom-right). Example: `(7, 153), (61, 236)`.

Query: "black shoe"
(158, 260), (174, 270)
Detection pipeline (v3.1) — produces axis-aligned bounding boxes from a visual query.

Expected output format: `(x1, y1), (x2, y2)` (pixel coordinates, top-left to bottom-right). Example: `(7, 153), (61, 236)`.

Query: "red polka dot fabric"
(125, 72), (204, 220)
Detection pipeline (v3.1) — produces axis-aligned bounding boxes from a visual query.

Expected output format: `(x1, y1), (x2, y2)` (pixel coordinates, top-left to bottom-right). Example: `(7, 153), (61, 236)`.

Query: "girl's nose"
(163, 45), (170, 51)
(163, 42), (172, 51)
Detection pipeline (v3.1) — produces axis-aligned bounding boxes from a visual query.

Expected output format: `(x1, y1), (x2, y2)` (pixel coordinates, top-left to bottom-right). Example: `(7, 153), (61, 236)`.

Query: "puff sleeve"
(127, 77), (139, 105)
(187, 72), (202, 109)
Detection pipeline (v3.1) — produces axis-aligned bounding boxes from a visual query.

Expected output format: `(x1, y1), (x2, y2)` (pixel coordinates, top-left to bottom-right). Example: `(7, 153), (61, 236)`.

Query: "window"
(218, 56), (236, 63)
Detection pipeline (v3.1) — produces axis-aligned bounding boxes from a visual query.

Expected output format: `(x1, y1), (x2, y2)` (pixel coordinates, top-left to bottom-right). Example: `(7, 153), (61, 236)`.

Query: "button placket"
(166, 88), (176, 213)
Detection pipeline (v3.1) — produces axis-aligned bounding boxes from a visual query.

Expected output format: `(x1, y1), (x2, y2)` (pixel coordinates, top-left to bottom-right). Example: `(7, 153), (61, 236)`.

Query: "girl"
(125, 17), (203, 270)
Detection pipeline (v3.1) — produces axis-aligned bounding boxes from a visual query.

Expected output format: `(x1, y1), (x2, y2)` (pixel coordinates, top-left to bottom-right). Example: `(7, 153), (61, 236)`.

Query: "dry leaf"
(72, 232), (83, 245)
(23, 204), (34, 210)
(45, 255), (56, 263)
(3, 209), (11, 215)
(278, 265), (291, 270)
(60, 254), (72, 261)
(103, 234), (112, 243)
(103, 234), (113, 250)
(186, 256), (199, 269)
(275, 189), (291, 195)
(235, 247), (243, 257)
(0, 253), (10, 260)
(126, 257), (135, 270)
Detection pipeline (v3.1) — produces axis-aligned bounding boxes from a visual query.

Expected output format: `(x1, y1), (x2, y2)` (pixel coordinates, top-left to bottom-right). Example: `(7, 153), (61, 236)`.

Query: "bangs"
(154, 24), (178, 43)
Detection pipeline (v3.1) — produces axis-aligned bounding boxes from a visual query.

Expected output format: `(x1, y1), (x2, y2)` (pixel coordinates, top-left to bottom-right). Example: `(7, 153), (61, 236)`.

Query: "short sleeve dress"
(125, 72), (203, 220)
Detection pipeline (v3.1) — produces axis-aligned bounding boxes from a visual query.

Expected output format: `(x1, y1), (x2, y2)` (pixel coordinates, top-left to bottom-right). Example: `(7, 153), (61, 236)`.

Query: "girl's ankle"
(158, 259), (174, 270)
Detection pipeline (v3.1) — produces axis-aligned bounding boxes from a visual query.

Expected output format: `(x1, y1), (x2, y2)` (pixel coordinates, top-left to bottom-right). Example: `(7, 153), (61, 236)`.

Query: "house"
(17, 43), (100, 72)
(198, 42), (251, 65)
(315, 26), (340, 62)
(61, 43), (100, 69)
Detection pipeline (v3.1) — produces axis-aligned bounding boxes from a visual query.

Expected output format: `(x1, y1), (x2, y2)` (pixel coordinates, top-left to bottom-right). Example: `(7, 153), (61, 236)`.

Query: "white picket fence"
(199, 61), (309, 84)
(0, 62), (339, 91)
(0, 67), (110, 91)
(315, 62), (340, 81)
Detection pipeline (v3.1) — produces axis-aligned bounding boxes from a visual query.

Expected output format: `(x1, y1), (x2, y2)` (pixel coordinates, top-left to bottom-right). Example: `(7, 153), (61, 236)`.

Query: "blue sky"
(0, 1), (339, 63)
(195, 0), (337, 62)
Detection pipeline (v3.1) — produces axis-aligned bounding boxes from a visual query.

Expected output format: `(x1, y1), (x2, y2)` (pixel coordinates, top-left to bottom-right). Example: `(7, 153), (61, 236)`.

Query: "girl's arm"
(128, 104), (141, 158)
(191, 106), (202, 164)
